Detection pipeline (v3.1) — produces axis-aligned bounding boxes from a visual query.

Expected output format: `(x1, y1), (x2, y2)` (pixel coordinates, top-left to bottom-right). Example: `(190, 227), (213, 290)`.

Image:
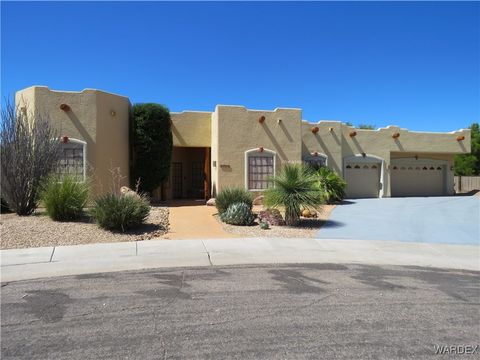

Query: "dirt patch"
(0, 206), (169, 250)
(218, 205), (336, 238)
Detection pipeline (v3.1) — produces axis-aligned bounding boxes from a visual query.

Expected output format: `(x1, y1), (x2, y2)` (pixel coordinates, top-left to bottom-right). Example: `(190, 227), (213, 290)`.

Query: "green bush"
(264, 163), (323, 226)
(220, 202), (255, 226)
(314, 167), (346, 204)
(40, 175), (89, 221)
(91, 193), (150, 232)
(215, 187), (253, 214)
(131, 103), (173, 194)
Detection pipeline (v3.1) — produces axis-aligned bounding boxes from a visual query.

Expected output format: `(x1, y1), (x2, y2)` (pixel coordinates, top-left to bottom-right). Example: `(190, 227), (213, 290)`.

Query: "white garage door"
(391, 161), (445, 197)
(345, 162), (381, 198)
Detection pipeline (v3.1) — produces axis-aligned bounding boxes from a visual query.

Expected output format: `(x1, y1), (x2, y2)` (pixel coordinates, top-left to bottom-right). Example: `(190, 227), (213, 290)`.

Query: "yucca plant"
(40, 175), (90, 221)
(314, 167), (346, 204)
(264, 163), (323, 226)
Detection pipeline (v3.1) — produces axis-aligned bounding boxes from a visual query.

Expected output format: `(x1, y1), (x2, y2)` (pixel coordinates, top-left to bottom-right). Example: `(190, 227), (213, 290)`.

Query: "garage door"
(391, 161), (445, 197)
(345, 162), (381, 198)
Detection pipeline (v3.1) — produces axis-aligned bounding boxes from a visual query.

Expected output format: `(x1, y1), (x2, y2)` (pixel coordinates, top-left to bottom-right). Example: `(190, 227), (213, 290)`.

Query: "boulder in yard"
(253, 195), (264, 205)
(206, 198), (216, 206)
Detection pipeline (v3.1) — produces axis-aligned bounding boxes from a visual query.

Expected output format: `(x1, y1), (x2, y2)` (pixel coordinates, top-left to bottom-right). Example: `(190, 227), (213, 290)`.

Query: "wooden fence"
(454, 176), (480, 193)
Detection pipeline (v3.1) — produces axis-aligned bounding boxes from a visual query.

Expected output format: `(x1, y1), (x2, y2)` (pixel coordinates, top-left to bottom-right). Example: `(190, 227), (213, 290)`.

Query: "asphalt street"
(1, 264), (479, 359)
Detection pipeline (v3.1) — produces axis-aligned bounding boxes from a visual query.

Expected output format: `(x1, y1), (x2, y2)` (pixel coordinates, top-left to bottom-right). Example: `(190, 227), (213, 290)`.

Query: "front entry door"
(172, 162), (183, 199)
(192, 161), (205, 199)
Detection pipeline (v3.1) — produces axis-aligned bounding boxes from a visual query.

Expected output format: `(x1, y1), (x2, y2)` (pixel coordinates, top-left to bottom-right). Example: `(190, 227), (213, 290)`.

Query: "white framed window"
(303, 152), (327, 170)
(57, 138), (87, 182)
(245, 148), (276, 191)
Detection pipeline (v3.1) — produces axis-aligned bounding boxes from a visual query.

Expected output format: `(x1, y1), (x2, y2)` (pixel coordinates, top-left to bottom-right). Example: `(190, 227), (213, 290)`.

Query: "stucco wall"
(15, 86), (130, 195)
(15, 85), (471, 199)
(215, 106), (302, 193)
(171, 111), (211, 147)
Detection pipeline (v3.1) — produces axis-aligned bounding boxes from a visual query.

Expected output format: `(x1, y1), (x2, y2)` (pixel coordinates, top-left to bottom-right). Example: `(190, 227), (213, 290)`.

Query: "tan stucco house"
(16, 86), (471, 200)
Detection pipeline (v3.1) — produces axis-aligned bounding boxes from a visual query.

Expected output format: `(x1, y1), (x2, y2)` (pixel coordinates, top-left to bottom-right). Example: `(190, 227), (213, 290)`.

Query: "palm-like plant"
(314, 167), (346, 204)
(264, 163), (323, 226)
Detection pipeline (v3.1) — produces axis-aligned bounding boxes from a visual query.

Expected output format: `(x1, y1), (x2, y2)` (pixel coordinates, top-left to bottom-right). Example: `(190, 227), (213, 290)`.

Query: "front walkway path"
(1, 237), (478, 282)
(165, 200), (237, 239)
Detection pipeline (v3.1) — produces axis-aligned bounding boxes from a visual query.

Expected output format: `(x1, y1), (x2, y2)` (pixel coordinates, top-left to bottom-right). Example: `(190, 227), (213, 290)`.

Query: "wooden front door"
(192, 161), (205, 199)
(172, 162), (183, 199)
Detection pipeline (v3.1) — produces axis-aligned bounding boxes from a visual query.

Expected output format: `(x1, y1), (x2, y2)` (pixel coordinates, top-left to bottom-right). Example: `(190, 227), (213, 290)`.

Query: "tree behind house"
(1, 101), (60, 215)
(454, 123), (480, 176)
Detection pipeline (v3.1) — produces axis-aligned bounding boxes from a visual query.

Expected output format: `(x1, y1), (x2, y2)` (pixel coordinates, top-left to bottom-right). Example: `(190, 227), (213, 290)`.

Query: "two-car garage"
(344, 155), (448, 198)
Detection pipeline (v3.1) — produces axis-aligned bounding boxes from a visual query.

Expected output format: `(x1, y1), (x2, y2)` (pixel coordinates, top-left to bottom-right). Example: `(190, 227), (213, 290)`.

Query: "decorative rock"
(120, 186), (140, 198)
(206, 198), (216, 206)
(301, 209), (311, 218)
(253, 195), (264, 205)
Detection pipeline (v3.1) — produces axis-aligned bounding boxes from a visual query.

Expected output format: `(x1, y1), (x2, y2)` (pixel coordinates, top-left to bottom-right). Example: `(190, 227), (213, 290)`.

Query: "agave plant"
(314, 167), (346, 204)
(264, 163), (323, 226)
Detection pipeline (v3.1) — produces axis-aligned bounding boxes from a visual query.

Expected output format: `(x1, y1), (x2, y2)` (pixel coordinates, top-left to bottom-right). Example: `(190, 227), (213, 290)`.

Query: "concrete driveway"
(317, 196), (479, 245)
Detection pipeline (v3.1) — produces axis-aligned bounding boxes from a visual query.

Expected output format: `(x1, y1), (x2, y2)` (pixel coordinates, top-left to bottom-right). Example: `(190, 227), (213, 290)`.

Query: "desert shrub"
(215, 187), (253, 214)
(131, 103), (173, 194)
(91, 193), (150, 232)
(220, 202), (255, 226)
(314, 167), (346, 204)
(264, 163), (323, 226)
(257, 208), (285, 226)
(40, 175), (90, 221)
(1, 101), (60, 215)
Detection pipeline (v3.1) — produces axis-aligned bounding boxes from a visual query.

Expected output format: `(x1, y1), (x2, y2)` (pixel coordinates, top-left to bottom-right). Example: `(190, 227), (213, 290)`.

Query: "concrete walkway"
(165, 200), (237, 239)
(1, 237), (478, 282)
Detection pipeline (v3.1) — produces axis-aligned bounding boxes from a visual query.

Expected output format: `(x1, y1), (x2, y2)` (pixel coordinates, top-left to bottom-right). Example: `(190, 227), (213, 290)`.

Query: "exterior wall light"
(61, 135), (69, 144)
(277, 118), (282, 124)
(392, 132), (400, 139)
(329, 127), (334, 132)
(361, 152), (366, 158)
(349, 131), (357, 137)
(259, 116), (266, 123)
(313, 151), (318, 156)
(456, 135), (465, 141)
(258, 146), (264, 152)
(311, 126), (319, 134)
(59, 104), (70, 112)
(110, 110), (116, 117)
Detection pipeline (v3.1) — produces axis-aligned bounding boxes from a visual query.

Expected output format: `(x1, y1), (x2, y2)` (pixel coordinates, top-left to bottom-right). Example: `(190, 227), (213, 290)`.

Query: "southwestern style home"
(15, 86), (471, 200)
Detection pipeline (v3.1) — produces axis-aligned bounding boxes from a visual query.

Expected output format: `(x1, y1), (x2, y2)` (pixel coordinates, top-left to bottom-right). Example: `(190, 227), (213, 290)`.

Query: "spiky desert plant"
(264, 163), (323, 226)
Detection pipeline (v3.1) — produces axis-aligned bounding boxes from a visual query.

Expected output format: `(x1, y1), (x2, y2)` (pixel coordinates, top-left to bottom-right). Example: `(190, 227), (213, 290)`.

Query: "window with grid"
(248, 155), (274, 190)
(57, 141), (85, 182)
(303, 155), (327, 170)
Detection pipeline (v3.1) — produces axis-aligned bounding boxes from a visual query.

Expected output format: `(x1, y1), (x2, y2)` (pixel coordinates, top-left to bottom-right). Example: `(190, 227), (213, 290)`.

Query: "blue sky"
(1, 1), (478, 131)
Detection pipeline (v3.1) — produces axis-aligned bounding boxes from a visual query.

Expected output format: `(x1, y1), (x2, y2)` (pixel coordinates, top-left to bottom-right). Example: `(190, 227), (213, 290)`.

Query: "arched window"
(303, 153), (327, 170)
(245, 148), (276, 190)
(57, 138), (86, 182)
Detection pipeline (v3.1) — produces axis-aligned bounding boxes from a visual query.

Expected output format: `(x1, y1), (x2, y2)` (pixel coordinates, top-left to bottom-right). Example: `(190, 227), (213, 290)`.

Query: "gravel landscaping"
(0, 206), (169, 250)
(217, 205), (335, 238)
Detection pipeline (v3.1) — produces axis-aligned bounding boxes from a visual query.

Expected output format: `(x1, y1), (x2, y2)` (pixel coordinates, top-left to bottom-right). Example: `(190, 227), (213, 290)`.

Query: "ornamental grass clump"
(40, 175), (90, 221)
(264, 163), (323, 226)
(220, 202), (255, 226)
(215, 187), (253, 215)
(91, 193), (150, 232)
